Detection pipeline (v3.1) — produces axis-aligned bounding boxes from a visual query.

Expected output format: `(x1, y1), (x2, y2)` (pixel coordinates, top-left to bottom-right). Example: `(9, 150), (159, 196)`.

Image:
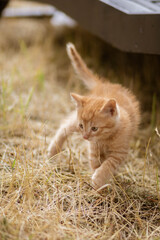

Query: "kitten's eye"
(79, 123), (83, 129)
(91, 127), (98, 132)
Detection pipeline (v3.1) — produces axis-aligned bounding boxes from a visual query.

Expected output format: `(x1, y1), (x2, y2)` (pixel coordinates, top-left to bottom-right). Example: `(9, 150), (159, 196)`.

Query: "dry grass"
(0, 3), (160, 239)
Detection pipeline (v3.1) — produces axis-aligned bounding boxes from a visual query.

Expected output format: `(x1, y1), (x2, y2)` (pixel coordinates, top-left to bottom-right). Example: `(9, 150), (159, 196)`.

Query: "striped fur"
(48, 43), (140, 190)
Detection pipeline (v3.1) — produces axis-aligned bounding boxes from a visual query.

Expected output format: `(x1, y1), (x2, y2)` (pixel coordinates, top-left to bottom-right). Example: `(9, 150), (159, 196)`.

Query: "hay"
(0, 3), (160, 239)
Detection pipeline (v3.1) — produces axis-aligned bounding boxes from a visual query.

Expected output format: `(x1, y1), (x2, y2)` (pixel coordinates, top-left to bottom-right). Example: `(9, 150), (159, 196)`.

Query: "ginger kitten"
(48, 43), (140, 190)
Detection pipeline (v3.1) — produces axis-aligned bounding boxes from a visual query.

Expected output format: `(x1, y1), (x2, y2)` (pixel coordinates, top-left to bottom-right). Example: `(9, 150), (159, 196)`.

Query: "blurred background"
(0, 0), (160, 124)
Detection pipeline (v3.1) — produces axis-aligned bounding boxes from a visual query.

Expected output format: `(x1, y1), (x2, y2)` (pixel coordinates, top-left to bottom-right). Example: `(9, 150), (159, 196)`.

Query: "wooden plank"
(2, 6), (55, 18)
(133, 0), (160, 12)
(31, 0), (160, 54)
(100, 0), (157, 14)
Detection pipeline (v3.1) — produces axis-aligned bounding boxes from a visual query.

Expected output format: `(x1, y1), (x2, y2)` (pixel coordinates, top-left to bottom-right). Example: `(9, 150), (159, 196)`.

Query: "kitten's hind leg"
(48, 111), (77, 157)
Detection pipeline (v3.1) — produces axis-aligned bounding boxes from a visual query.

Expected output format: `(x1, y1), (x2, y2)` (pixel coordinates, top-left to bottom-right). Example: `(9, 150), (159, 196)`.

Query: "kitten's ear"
(70, 93), (84, 107)
(100, 99), (117, 116)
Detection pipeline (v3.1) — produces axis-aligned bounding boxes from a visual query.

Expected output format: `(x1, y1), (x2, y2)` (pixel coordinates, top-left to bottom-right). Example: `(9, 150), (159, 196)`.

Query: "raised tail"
(66, 43), (100, 90)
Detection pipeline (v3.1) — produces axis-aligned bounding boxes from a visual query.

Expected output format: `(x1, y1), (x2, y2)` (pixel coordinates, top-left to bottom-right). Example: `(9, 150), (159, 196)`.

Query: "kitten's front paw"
(47, 143), (59, 158)
(92, 168), (107, 190)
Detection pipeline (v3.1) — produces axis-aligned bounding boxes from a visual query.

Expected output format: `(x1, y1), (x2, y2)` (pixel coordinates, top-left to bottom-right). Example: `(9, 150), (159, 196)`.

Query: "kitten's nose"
(83, 134), (89, 139)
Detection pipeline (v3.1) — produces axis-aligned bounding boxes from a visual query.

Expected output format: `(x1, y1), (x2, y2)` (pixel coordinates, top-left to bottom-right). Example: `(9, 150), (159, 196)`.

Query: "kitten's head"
(71, 93), (120, 141)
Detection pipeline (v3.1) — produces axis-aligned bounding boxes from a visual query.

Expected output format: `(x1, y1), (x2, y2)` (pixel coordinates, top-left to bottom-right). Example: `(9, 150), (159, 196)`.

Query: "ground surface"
(0, 1), (160, 240)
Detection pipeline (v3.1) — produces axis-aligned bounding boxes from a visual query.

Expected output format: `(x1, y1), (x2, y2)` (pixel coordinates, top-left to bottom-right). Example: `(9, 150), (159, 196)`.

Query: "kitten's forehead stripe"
(80, 98), (105, 122)
(81, 111), (94, 121)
